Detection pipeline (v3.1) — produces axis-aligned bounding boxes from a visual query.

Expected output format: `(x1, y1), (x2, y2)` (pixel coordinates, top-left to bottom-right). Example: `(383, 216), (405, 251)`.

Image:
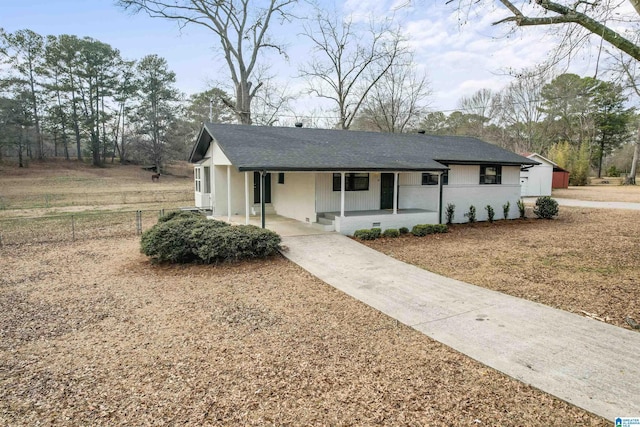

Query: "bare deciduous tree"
(357, 56), (432, 133)
(299, 7), (407, 129)
(449, 0), (640, 61)
(118, 0), (296, 125)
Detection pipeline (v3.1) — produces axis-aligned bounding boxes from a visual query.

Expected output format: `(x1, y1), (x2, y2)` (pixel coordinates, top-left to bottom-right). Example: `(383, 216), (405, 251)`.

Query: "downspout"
(438, 172), (444, 225)
(261, 170), (266, 229)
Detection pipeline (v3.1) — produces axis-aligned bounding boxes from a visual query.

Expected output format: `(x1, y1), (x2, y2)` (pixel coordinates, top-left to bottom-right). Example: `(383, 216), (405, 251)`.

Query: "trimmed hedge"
(382, 228), (400, 238)
(140, 215), (280, 264)
(399, 227), (410, 235)
(158, 210), (205, 223)
(353, 227), (382, 240)
(411, 224), (449, 237)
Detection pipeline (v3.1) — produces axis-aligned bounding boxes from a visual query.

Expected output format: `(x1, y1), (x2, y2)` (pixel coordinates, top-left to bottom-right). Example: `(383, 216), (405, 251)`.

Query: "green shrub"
(464, 205), (476, 223)
(399, 227), (410, 235)
(195, 225), (281, 263)
(411, 224), (449, 237)
(606, 165), (621, 177)
(141, 218), (280, 264)
(445, 203), (455, 225)
(502, 201), (510, 220)
(485, 205), (495, 223)
(158, 210), (206, 223)
(353, 228), (381, 240)
(517, 199), (526, 219)
(533, 196), (559, 219)
(382, 228), (400, 238)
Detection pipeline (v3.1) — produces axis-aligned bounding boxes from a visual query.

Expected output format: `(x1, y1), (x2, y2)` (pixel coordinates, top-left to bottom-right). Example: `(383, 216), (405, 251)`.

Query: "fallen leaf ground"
(0, 238), (607, 426)
(363, 207), (640, 330)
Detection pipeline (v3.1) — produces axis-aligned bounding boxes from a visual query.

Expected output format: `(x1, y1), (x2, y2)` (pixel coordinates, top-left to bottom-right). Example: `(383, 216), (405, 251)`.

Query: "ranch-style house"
(189, 123), (538, 235)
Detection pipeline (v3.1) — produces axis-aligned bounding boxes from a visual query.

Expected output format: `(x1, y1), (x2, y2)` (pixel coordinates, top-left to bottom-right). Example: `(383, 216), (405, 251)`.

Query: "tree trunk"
(236, 81), (252, 125)
(629, 129), (639, 185)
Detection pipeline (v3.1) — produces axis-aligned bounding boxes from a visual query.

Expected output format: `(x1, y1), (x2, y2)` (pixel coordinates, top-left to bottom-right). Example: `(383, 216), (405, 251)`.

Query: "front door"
(380, 173), (394, 210)
(253, 172), (272, 204)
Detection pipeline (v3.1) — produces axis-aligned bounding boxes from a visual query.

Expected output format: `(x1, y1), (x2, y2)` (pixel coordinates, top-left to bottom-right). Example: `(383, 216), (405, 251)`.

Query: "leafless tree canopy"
(450, 0), (640, 61)
(118, 0), (296, 124)
(299, 8), (408, 129)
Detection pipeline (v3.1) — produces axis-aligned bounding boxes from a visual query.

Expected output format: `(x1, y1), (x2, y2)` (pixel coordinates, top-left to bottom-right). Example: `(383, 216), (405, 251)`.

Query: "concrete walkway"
(281, 234), (640, 421)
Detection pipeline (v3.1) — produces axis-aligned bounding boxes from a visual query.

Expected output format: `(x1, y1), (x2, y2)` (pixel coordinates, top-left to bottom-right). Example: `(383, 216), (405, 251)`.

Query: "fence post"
(136, 210), (142, 235)
(71, 215), (75, 241)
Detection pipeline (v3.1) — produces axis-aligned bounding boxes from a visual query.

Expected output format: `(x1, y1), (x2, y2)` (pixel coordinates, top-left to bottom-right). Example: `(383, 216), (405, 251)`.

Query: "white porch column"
(244, 172), (250, 225)
(226, 165), (231, 222)
(393, 172), (399, 215)
(340, 172), (346, 217)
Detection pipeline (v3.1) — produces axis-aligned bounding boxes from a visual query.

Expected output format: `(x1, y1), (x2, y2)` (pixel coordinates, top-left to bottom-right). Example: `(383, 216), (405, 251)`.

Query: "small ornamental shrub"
(195, 225), (281, 263)
(353, 228), (382, 240)
(399, 227), (410, 235)
(606, 165), (621, 177)
(464, 205), (476, 223)
(517, 199), (527, 219)
(485, 205), (495, 223)
(502, 201), (510, 220)
(141, 217), (280, 264)
(411, 224), (449, 237)
(533, 196), (559, 219)
(382, 228), (400, 238)
(445, 203), (455, 225)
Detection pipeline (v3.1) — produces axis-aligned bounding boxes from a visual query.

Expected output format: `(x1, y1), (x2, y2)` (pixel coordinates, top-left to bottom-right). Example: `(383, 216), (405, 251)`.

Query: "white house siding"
(442, 165), (521, 222)
(315, 172), (382, 212)
(212, 165), (252, 216)
(335, 211), (440, 235)
(398, 172), (440, 211)
(271, 173), (316, 223)
(520, 154), (553, 197)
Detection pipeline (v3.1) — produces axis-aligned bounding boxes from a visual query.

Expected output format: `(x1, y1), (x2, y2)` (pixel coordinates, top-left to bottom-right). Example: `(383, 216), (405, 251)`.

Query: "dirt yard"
(0, 238), (606, 426)
(364, 207), (640, 331)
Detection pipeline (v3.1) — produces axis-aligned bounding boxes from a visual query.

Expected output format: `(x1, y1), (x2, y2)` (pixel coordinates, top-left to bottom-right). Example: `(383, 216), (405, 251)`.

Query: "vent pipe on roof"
(417, 129), (426, 134)
(294, 122), (303, 128)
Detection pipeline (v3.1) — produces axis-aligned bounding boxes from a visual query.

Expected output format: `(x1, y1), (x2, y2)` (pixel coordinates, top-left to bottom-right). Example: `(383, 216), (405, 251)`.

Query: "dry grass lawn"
(364, 207), (640, 331)
(0, 238), (606, 426)
(553, 185), (640, 202)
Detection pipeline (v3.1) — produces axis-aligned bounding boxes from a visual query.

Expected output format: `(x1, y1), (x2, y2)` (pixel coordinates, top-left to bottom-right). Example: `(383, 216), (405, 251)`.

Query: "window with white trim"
(421, 173), (439, 185)
(332, 173), (369, 191)
(195, 168), (202, 192)
(480, 165), (502, 184)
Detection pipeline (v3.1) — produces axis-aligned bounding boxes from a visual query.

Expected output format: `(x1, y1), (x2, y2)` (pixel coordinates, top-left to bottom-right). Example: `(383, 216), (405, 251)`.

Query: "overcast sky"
(2, 0), (601, 117)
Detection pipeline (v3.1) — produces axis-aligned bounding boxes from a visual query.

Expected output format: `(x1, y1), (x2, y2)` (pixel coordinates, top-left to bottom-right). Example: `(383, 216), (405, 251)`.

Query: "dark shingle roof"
(189, 123), (537, 171)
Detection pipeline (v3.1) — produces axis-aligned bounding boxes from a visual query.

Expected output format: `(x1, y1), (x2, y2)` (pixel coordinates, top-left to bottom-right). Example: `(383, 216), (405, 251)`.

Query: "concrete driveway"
(281, 233), (640, 421)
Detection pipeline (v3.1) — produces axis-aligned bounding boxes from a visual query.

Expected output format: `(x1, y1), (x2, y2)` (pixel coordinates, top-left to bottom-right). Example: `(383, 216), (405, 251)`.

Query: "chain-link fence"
(0, 209), (183, 246)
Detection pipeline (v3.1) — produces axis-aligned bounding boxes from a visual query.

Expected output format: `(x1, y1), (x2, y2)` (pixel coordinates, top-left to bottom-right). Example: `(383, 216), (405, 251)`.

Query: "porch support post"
(226, 165), (231, 222)
(340, 172), (345, 217)
(261, 171), (266, 229)
(393, 172), (398, 215)
(244, 172), (250, 225)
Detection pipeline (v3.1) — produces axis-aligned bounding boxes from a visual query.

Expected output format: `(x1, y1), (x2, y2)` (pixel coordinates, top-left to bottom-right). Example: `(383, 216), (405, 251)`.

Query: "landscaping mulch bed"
(364, 208), (640, 331)
(0, 238), (606, 425)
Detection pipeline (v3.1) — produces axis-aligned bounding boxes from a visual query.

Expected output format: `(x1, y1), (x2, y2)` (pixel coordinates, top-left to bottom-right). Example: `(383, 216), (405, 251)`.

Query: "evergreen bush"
(445, 203), (455, 225)
(517, 199), (526, 219)
(382, 228), (400, 238)
(485, 205), (495, 223)
(411, 224), (448, 237)
(502, 201), (510, 220)
(141, 217), (280, 264)
(464, 205), (476, 223)
(533, 196), (559, 219)
(399, 227), (410, 235)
